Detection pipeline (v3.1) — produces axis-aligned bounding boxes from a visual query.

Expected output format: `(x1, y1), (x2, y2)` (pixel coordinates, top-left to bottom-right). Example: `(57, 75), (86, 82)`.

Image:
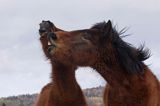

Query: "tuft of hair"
(115, 40), (151, 74)
(107, 23), (150, 74)
(91, 21), (151, 74)
(137, 44), (151, 61)
(91, 21), (107, 30)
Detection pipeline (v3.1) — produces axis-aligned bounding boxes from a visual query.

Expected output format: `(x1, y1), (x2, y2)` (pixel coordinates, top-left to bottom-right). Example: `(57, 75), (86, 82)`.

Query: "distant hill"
(0, 86), (104, 106)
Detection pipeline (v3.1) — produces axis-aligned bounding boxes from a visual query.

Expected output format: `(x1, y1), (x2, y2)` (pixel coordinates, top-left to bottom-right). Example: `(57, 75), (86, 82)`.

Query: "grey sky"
(0, 0), (160, 97)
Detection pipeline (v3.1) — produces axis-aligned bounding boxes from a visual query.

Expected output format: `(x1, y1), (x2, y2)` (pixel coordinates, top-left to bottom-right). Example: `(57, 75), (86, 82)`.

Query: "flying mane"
(91, 22), (150, 74)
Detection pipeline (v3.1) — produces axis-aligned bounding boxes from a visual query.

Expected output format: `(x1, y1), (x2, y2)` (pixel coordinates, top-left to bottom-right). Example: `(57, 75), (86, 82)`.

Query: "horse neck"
(51, 61), (80, 94)
(95, 62), (160, 105)
(95, 62), (150, 89)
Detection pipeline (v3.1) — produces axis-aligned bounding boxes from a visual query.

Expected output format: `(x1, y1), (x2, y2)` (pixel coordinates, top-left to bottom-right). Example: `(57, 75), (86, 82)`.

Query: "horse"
(47, 20), (160, 106)
(36, 21), (87, 106)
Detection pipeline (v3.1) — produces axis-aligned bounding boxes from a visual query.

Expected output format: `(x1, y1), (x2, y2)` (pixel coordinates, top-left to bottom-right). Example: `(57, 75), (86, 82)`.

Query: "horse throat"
(51, 62), (81, 97)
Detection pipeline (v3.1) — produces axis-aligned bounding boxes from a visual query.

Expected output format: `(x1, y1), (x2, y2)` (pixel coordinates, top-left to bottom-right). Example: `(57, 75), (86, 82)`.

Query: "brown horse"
(36, 21), (87, 106)
(47, 20), (160, 106)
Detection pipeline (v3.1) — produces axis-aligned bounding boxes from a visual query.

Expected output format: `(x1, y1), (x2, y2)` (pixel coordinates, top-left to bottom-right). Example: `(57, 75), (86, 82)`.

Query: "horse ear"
(102, 20), (112, 34)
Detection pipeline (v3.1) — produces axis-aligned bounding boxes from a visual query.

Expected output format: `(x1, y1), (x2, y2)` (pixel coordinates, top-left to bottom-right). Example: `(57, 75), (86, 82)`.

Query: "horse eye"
(83, 32), (91, 40)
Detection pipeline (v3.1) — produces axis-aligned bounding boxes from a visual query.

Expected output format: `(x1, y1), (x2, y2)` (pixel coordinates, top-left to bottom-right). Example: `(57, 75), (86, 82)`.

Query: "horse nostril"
(48, 33), (57, 40)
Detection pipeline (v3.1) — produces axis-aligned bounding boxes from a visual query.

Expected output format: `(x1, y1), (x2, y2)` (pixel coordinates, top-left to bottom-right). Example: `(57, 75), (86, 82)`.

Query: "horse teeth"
(48, 41), (51, 45)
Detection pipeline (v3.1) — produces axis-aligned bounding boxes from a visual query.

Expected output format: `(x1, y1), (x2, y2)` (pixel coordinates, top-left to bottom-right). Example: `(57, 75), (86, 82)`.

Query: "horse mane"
(91, 21), (151, 74)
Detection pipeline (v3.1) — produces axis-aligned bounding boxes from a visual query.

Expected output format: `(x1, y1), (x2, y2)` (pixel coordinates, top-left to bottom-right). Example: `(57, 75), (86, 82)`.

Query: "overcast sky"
(0, 0), (160, 97)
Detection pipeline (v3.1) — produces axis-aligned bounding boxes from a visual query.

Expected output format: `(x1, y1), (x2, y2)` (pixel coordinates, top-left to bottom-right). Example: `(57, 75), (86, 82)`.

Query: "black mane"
(91, 21), (107, 30)
(92, 21), (150, 74)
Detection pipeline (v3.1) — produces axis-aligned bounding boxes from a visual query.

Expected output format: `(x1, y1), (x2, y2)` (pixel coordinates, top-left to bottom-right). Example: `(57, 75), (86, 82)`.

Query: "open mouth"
(47, 38), (56, 53)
